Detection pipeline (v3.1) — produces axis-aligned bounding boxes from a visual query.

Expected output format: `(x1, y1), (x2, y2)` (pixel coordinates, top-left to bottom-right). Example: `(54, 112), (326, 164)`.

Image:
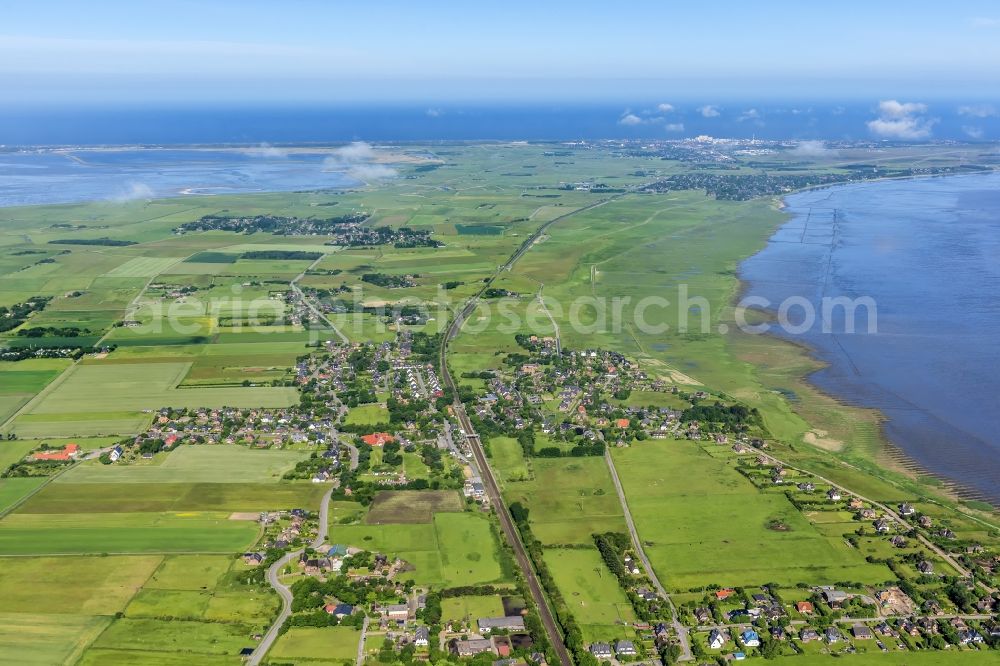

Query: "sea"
(740, 172), (1000, 503)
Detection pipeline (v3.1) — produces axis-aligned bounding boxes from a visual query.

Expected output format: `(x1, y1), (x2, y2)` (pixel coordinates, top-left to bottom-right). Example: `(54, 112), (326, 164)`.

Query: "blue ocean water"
(741, 172), (1000, 502)
(1, 101), (998, 145)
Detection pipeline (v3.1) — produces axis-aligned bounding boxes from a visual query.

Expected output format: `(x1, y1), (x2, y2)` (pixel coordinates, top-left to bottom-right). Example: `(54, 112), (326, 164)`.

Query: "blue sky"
(2, 1), (1000, 104)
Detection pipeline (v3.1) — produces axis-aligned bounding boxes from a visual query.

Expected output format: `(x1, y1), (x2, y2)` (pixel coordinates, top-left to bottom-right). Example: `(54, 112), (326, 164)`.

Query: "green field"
(0, 554), (163, 614)
(0, 512), (258, 554)
(504, 456), (626, 545)
(0, 477), (46, 514)
(488, 435), (531, 482)
(269, 626), (361, 664)
(334, 510), (506, 587)
(19, 480), (326, 513)
(343, 403), (390, 426)
(543, 548), (636, 641)
(25, 363), (297, 434)
(612, 441), (894, 590)
(441, 594), (505, 624)
(56, 445), (308, 484)
(0, 612), (112, 666)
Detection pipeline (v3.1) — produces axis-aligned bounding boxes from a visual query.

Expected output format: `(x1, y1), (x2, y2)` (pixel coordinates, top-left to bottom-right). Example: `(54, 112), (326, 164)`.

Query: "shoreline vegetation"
(726, 186), (1000, 523)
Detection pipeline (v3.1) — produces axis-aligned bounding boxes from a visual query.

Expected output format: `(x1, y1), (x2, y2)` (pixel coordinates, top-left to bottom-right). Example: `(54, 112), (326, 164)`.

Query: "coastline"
(728, 180), (1000, 514)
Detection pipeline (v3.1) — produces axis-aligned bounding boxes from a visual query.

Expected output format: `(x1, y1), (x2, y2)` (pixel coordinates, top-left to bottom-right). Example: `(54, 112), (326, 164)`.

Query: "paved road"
(536, 285), (561, 355)
(249, 486), (334, 666)
(605, 450), (692, 662)
(292, 256), (348, 343)
(356, 615), (370, 666)
(344, 442), (360, 471)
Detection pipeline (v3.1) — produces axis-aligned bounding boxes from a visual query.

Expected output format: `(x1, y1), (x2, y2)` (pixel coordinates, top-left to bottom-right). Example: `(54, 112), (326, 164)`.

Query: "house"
(899, 502), (916, 516)
(852, 624), (874, 640)
(822, 589), (849, 608)
(917, 560), (934, 574)
(455, 639), (495, 657)
(825, 627), (841, 644)
(826, 488), (842, 502)
(242, 552), (264, 566)
(477, 616), (526, 634)
(615, 418), (630, 428)
(384, 603), (409, 621)
(795, 601), (814, 615)
(32, 443), (81, 461)
(715, 588), (735, 601)
(361, 432), (395, 447)
(109, 445), (124, 462)
(708, 629), (727, 649)
(890, 535), (908, 548)
(324, 603), (353, 618)
(414, 626), (430, 647)
(589, 643), (613, 659)
(799, 629), (820, 642)
(614, 640), (637, 657)
(740, 630), (760, 648)
(874, 519), (890, 533)
(919, 515), (933, 528)
(694, 607), (711, 624)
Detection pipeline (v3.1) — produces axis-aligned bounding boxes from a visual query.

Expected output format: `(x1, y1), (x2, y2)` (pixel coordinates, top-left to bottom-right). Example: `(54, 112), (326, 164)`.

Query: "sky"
(3, 1), (1000, 105)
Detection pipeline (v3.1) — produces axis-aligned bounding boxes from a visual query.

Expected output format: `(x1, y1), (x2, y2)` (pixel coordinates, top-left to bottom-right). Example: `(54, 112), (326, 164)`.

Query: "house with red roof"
(31, 443), (80, 461)
(361, 432), (395, 447)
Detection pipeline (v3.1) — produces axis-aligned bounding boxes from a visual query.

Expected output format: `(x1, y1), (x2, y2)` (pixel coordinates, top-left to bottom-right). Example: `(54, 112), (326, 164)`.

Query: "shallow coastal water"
(741, 172), (1000, 502)
(0, 148), (354, 207)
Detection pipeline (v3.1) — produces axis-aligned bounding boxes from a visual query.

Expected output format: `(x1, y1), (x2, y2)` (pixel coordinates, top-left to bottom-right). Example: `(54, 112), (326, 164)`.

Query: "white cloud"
(790, 140), (837, 157)
(425, 108), (442, 117)
(656, 102), (674, 113)
(243, 143), (287, 158)
(347, 164), (398, 181)
(867, 100), (936, 139)
(321, 142), (397, 182)
(698, 105), (720, 118)
(331, 141), (376, 162)
(737, 108), (761, 122)
(664, 123), (684, 132)
(109, 182), (154, 202)
(958, 104), (997, 118)
(963, 125), (985, 139)
(619, 112), (644, 126)
(876, 100), (927, 118)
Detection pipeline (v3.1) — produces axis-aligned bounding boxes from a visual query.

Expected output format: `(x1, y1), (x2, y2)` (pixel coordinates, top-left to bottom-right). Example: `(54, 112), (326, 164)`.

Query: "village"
(7, 326), (1000, 665)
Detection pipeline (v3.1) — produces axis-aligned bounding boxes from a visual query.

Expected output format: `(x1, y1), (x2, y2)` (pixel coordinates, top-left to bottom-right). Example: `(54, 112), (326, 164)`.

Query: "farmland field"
(0, 477), (46, 514)
(56, 445), (308, 483)
(18, 480), (326, 513)
(543, 548), (636, 641)
(334, 509), (506, 587)
(0, 554), (163, 613)
(612, 440), (894, 590)
(364, 489), (464, 524)
(26, 363), (297, 427)
(0, 511), (259, 554)
(441, 594), (505, 624)
(269, 626), (361, 664)
(504, 456), (626, 545)
(0, 612), (112, 666)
